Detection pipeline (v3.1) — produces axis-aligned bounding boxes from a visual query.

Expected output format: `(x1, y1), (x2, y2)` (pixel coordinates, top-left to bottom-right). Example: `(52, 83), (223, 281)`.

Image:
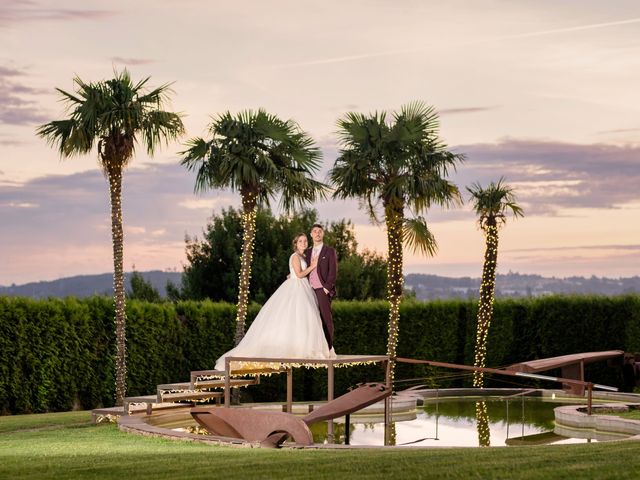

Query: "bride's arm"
(292, 254), (316, 278)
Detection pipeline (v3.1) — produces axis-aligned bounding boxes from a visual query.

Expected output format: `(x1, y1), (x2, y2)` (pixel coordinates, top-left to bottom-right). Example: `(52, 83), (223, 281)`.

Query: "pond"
(163, 393), (635, 447)
(307, 395), (619, 447)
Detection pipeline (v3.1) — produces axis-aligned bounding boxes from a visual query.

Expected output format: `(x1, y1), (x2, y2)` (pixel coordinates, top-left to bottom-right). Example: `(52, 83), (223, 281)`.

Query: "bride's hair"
(292, 232), (307, 252)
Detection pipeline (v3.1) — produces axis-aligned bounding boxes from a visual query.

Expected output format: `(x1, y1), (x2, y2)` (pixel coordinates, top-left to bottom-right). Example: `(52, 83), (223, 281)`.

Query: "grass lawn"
(598, 409), (640, 420)
(614, 410), (640, 421)
(1, 411), (639, 480)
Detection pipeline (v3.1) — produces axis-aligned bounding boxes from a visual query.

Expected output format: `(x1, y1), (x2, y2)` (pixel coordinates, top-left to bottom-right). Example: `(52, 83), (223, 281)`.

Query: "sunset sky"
(1, 0), (639, 285)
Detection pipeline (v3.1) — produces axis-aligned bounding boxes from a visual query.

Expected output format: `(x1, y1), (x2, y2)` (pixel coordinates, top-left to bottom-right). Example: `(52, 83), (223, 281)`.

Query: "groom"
(305, 223), (338, 351)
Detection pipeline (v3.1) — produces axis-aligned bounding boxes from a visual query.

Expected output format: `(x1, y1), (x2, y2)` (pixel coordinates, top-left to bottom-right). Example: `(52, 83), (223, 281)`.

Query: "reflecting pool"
(309, 396), (617, 447)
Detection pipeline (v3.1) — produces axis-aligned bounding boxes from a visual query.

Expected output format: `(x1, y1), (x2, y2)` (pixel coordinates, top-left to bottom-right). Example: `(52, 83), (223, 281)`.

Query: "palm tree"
(37, 70), (184, 405)
(330, 101), (464, 379)
(467, 178), (523, 387)
(181, 109), (325, 346)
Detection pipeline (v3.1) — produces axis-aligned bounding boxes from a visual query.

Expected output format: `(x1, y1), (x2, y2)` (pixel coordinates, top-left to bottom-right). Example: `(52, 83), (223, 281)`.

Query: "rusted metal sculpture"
(191, 382), (391, 447)
(507, 350), (624, 395)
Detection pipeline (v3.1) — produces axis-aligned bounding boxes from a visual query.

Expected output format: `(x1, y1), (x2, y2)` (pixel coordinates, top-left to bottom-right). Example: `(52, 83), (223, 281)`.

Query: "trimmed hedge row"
(1, 295), (638, 414)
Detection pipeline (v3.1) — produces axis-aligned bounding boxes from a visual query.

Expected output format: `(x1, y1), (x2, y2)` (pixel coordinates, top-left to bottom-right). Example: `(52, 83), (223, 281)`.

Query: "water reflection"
(310, 396), (599, 447)
(171, 396), (610, 447)
(475, 400), (490, 447)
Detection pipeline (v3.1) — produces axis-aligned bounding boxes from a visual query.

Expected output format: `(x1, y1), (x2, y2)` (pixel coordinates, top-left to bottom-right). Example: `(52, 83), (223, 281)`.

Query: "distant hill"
(0, 271), (182, 299)
(405, 272), (640, 300)
(2, 271), (639, 300)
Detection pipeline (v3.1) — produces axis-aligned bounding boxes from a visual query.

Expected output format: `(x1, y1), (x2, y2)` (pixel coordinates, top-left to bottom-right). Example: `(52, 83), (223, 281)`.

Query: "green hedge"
(1, 295), (638, 414)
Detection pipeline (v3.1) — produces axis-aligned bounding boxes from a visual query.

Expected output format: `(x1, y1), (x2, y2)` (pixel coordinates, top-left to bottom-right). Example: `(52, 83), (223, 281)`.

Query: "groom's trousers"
(313, 288), (334, 350)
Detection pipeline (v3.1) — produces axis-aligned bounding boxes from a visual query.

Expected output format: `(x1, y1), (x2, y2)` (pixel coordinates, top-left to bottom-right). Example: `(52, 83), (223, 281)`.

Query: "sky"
(1, 0), (639, 285)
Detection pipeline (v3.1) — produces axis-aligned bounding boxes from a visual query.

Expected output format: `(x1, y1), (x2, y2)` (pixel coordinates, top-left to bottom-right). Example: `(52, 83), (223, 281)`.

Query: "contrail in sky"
(276, 17), (640, 68)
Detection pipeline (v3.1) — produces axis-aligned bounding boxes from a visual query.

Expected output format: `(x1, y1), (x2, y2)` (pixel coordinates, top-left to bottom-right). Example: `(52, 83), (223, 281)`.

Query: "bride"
(214, 233), (335, 371)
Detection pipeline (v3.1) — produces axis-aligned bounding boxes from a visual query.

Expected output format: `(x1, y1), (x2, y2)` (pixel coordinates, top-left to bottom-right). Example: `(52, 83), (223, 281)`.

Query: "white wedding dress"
(214, 254), (334, 371)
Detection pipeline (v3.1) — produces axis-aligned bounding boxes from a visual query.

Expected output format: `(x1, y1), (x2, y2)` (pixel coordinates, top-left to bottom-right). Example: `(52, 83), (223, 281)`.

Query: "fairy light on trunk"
(385, 203), (404, 384)
(475, 400), (491, 446)
(234, 189), (258, 346)
(473, 221), (499, 388)
(108, 166), (127, 406)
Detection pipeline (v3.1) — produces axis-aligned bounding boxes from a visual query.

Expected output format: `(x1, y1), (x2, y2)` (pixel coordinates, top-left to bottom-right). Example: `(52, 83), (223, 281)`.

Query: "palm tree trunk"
(107, 167), (127, 406)
(384, 201), (404, 382)
(473, 219), (499, 387)
(234, 189), (258, 346)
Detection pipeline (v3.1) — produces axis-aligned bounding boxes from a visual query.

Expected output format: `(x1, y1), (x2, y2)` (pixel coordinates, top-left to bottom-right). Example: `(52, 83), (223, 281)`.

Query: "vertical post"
(587, 383), (593, 415)
(286, 367), (293, 413)
(327, 361), (335, 442)
(224, 358), (231, 407)
(345, 413), (350, 445)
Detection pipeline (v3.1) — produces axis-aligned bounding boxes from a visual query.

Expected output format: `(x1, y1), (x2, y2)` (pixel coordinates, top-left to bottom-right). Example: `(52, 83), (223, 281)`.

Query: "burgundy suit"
(305, 245), (337, 349)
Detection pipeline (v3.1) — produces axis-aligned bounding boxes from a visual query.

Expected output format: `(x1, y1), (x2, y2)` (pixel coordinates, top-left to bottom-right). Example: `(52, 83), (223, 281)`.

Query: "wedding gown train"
(214, 254), (335, 371)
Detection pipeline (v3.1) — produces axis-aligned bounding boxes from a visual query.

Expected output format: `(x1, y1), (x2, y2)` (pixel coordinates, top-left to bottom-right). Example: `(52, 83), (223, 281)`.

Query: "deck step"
(159, 390), (224, 403)
(190, 367), (283, 381)
(123, 394), (165, 416)
(157, 378), (260, 393)
(196, 378), (260, 389)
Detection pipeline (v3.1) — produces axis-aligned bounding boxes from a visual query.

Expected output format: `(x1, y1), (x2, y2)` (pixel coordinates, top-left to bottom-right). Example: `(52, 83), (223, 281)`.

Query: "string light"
(473, 223), (498, 388)
(234, 191), (258, 346)
(475, 400), (491, 447)
(385, 205), (404, 384)
(108, 167), (127, 406)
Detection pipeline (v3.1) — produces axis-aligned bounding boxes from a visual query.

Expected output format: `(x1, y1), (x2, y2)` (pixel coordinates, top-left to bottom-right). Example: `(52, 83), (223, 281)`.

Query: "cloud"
(452, 139), (640, 214)
(110, 57), (156, 66)
(3, 139), (639, 283)
(440, 106), (499, 116)
(595, 127), (640, 135)
(506, 244), (640, 253)
(273, 17), (640, 69)
(1, 201), (38, 208)
(0, 63), (49, 125)
(179, 198), (232, 210)
(0, 136), (27, 147)
(0, 1), (117, 27)
(0, 162), (241, 283)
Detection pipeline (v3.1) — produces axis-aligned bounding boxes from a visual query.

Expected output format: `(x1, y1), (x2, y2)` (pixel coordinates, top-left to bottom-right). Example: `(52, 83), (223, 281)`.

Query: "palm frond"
(331, 101), (464, 227)
(466, 177), (524, 227)
(38, 70), (184, 163)
(181, 109), (324, 211)
(403, 216), (438, 256)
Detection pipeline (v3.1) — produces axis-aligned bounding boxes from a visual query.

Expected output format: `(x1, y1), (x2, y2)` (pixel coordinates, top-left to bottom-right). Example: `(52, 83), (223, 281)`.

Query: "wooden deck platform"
(221, 354), (391, 441)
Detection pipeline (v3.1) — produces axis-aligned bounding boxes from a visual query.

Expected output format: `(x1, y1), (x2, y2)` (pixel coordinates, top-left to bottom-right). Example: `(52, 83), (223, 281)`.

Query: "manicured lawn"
(616, 410), (640, 420)
(600, 409), (640, 420)
(1, 411), (639, 479)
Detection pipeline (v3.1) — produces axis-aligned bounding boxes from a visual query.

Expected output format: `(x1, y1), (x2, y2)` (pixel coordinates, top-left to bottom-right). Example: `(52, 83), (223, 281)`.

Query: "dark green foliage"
(127, 271), (162, 303)
(1, 294), (639, 414)
(179, 207), (388, 302)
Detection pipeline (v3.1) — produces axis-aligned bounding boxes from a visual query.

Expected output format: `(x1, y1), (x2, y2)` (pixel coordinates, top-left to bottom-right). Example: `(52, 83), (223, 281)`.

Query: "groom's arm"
(324, 248), (337, 294)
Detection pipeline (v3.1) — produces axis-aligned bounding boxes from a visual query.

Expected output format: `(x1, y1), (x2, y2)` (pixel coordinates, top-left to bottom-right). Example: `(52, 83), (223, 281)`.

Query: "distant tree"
(127, 270), (162, 302)
(467, 178), (523, 387)
(336, 250), (387, 300)
(181, 110), (325, 346)
(165, 280), (183, 302)
(37, 70), (184, 406)
(330, 101), (464, 379)
(178, 208), (388, 302)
